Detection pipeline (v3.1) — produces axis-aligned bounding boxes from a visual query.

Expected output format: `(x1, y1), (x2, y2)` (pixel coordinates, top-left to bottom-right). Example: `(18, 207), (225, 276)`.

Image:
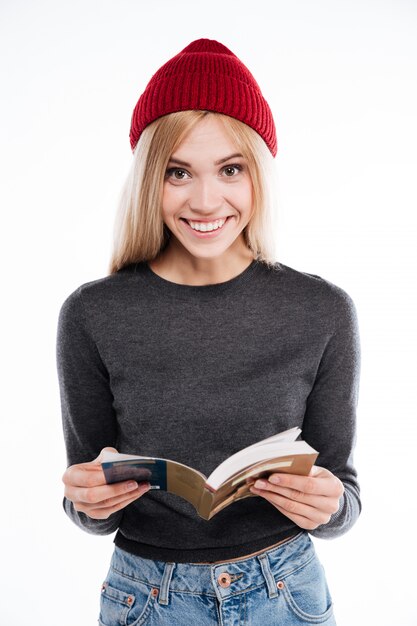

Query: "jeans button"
(218, 573), (232, 588)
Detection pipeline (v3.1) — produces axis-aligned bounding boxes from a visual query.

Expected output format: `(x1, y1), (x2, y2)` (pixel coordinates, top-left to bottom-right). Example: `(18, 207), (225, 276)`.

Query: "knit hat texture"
(129, 38), (277, 157)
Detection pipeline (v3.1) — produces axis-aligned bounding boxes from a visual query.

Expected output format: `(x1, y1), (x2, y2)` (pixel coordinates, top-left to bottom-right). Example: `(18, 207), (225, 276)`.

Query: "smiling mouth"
(180, 217), (231, 232)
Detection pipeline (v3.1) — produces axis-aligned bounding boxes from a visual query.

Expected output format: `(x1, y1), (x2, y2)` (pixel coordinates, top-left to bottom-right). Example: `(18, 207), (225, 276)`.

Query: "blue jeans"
(99, 532), (336, 625)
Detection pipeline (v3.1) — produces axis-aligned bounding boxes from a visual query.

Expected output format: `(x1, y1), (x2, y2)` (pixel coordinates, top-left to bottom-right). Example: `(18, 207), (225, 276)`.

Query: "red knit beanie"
(129, 39), (277, 157)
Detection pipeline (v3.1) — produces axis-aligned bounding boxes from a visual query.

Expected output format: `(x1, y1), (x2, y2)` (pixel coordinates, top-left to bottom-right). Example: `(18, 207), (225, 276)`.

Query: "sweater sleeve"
(302, 287), (361, 539)
(56, 287), (123, 535)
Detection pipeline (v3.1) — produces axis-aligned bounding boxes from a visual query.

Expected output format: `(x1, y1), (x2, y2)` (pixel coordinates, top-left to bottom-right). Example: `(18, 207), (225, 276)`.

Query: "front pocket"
(99, 581), (156, 626)
(276, 555), (335, 624)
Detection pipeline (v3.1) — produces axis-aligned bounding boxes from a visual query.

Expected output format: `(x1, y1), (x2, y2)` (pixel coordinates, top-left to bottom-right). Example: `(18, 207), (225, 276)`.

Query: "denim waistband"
(110, 531), (312, 603)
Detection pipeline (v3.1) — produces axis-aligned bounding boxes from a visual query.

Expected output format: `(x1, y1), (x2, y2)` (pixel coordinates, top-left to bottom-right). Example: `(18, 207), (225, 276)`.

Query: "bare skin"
(62, 448), (150, 520)
(249, 465), (344, 530)
(149, 115), (255, 286)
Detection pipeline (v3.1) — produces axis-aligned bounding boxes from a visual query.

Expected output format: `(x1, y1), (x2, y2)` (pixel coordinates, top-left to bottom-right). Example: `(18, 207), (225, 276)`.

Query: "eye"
(221, 164), (243, 177)
(165, 167), (190, 180)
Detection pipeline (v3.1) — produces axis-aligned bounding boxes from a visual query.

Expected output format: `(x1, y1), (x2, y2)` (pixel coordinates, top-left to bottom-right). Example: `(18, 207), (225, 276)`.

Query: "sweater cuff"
(63, 497), (122, 536)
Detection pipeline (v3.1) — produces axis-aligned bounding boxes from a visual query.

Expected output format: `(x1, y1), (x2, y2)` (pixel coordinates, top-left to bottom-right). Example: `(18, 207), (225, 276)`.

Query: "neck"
(149, 241), (255, 286)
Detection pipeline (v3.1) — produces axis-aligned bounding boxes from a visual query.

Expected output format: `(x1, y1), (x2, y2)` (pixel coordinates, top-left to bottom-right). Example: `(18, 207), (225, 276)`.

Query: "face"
(161, 115), (254, 262)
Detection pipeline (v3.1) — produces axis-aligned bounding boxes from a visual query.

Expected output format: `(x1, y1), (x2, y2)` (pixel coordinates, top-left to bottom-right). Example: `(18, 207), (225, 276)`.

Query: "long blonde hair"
(109, 111), (278, 274)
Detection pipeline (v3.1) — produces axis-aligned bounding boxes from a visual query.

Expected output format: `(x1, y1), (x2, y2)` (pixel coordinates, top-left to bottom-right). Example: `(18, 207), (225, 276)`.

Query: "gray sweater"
(57, 259), (361, 562)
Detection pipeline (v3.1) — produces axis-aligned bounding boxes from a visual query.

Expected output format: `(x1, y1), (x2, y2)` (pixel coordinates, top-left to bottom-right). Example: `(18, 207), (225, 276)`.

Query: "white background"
(1, 1), (416, 624)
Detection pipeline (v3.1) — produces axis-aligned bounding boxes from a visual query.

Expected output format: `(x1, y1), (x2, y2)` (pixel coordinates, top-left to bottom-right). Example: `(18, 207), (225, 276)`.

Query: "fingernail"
(269, 476), (281, 485)
(127, 481), (138, 490)
(254, 480), (268, 489)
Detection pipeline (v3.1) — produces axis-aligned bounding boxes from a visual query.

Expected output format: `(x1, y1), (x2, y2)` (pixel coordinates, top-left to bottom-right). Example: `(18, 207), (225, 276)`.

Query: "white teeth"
(187, 218), (226, 232)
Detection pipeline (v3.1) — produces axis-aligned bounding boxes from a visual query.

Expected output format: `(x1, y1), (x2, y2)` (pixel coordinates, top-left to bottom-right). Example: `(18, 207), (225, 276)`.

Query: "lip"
(180, 216), (232, 238)
(180, 217), (231, 223)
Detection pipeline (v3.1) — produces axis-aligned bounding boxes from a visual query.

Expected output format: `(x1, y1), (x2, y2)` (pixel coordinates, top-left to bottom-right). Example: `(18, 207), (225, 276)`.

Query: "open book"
(101, 427), (318, 520)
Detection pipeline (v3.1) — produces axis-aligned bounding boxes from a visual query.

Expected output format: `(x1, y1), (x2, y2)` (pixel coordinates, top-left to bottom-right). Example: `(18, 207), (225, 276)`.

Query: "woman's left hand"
(249, 465), (344, 530)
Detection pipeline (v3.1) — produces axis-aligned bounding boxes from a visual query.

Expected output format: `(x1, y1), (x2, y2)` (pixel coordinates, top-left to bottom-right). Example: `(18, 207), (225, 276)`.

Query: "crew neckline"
(139, 258), (261, 299)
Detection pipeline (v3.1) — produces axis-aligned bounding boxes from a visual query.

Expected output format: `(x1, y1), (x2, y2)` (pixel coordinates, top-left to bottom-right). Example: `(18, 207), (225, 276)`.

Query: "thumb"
(92, 447), (119, 464)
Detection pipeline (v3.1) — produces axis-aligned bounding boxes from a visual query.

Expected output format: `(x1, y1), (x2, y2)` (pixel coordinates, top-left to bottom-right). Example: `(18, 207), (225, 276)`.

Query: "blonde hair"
(109, 111), (278, 274)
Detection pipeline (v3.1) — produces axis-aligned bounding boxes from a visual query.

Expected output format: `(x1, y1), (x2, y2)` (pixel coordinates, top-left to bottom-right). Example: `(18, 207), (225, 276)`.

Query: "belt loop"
(159, 562), (175, 605)
(257, 553), (278, 599)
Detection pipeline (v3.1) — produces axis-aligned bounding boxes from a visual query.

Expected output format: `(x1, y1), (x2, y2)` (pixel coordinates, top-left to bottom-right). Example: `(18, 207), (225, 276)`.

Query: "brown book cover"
(102, 427), (318, 520)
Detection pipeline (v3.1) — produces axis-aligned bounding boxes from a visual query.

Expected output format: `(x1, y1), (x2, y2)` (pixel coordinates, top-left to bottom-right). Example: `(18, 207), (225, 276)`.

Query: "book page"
(205, 427), (301, 485)
(207, 452), (319, 519)
(206, 439), (317, 491)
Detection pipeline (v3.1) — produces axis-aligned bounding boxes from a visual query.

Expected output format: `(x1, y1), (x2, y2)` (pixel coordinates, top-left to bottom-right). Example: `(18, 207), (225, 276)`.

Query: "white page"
(207, 439), (316, 490)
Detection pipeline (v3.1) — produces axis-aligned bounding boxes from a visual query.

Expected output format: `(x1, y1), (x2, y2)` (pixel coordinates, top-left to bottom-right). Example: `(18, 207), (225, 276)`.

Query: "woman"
(57, 39), (361, 625)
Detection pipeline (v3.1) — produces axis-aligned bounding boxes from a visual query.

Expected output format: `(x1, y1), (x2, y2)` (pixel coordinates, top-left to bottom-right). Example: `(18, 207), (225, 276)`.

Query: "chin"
(184, 244), (234, 260)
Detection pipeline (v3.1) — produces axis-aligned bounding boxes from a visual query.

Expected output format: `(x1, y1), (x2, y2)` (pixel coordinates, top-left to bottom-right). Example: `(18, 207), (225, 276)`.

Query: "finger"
(269, 502), (324, 531)
(93, 447), (119, 463)
(267, 468), (342, 497)
(77, 489), (148, 520)
(251, 487), (332, 526)
(65, 479), (143, 505)
(267, 491), (333, 524)
(62, 447), (120, 488)
(63, 464), (106, 489)
(74, 482), (150, 513)
(89, 483), (151, 510)
(253, 483), (340, 515)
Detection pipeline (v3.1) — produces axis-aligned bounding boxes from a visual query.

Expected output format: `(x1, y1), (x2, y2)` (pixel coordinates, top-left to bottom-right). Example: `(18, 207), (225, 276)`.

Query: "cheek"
(162, 187), (178, 219)
(161, 185), (182, 217)
(231, 181), (253, 215)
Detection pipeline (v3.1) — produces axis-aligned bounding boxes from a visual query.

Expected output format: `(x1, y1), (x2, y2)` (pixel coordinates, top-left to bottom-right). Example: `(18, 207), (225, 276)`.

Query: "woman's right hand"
(62, 447), (150, 520)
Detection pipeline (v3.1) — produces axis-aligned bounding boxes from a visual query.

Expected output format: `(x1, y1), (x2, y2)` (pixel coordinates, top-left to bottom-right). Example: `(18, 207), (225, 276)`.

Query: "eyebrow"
(168, 153), (244, 167)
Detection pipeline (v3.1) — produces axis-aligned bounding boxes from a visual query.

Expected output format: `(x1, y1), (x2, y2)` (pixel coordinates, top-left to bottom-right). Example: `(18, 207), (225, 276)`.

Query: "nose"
(188, 178), (223, 214)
